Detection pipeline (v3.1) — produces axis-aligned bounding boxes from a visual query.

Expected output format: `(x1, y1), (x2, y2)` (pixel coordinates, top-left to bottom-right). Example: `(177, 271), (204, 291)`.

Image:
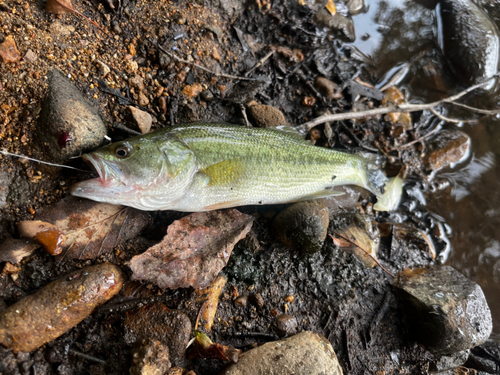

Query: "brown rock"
(159, 96), (168, 114)
(138, 92), (150, 106)
(247, 104), (287, 128)
(0, 36), (21, 63)
(424, 130), (471, 171)
(0, 263), (125, 353)
(128, 106), (152, 134)
(275, 314), (298, 337)
(124, 303), (191, 366)
(129, 75), (145, 90)
(315, 77), (342, 100)
(130, 338), (171, 375)
(49, 21), (75, 37)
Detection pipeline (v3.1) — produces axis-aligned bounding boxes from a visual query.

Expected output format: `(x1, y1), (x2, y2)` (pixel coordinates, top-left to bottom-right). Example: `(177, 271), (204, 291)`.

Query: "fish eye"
(114, 146), (131, 158)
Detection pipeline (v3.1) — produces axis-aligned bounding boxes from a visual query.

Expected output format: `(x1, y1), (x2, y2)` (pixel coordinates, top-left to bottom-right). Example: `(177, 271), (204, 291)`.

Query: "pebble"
(424, 130), (470, 171)
(36, 69), (108, 163)
(0, 263), (125, 353)
(159, 96), (168, 114)
(394, 266), (492, 356)
(200, 89), (214, 102)
(126, 60), (139, 73)
(250, 293), (264, 309)
(159, 52), (171, 68)
(96, 60), (111, 78)
(23, 49), (38, 63)
(0, 35), (21, 63)
(247, 104), (287, 128)
(346, 0), (366, 15)
(124, 303), (192, 366)
(272, 200), (330, 254)
(234, 295), (248, 307)
(439, 0), (500, 89)
(129, 75), (145, 90)
(130, 338), (171, 375)
(275, 314), (298, 337)
(138, 92), (150, 106)
(183, 83), (204, 98)
(128, 106), (152, 134)
(220, 331), (344, 375)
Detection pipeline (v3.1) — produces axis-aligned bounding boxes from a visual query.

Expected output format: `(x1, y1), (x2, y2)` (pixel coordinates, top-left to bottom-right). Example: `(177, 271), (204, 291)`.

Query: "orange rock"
(0, 36), (21, 63)
(183, 82), (203, 98)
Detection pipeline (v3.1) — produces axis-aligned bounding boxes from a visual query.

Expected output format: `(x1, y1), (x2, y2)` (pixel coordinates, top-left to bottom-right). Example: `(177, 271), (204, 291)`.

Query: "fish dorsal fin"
(274, 125), (308, 141)
(201, 159), (245, 186)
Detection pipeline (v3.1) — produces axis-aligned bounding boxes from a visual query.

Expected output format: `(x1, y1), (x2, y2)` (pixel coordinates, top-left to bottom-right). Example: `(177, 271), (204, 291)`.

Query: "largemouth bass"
(71, 123), (389, 211)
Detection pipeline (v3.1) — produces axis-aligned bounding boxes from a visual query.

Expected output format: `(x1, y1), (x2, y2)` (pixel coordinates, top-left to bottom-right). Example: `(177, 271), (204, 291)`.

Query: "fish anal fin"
(201, 159), (244, 186)
(204, 198), (247, 210)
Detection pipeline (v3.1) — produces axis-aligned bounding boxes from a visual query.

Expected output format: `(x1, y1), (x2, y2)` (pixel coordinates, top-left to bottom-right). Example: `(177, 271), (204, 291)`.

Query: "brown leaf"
(46, 0), (75, 15)
(129, 209), (254, 289)
(0, 236), (39, 264)
(32, 196), (149, 260)
(195, 275), (227, 331)
(187, 331), (241, 363)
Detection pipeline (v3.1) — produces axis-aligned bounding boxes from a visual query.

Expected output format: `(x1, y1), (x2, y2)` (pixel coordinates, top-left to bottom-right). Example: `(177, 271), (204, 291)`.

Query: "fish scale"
(71, 123), (383, 211)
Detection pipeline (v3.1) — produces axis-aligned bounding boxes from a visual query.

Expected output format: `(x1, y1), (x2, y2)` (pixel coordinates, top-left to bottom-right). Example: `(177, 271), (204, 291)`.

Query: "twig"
(150, 39), (259, 82)
(240, 104), (251, 127)
(244, 50), (274, 77)
(390, 126), (441, 150)
(68, 349), (106, 364)
(298, 74), (500, 131)
(430, 108), (476, 124)
(329, 233), (394, 278)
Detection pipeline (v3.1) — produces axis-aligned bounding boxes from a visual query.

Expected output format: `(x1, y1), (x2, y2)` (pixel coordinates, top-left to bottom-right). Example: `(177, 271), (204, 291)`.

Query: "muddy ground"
(0, 0), (489, 374)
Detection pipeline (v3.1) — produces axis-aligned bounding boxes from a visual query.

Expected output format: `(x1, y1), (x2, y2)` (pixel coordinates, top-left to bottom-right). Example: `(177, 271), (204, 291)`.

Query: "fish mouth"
(82, 153), (106, 184)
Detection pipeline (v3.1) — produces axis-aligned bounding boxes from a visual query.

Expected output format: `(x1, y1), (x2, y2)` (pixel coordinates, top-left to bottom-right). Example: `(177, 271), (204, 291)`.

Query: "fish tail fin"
(359, 152), (387, 197)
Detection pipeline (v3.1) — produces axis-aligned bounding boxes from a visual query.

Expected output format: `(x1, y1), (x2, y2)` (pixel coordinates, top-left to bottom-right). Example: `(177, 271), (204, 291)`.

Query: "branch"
(149, 39), (260, 82)
(298, 74), (500, 132)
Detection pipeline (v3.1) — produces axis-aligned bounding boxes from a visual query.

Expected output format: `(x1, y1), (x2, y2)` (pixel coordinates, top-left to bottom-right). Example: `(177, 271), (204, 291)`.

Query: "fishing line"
(0, 149), (90, 172)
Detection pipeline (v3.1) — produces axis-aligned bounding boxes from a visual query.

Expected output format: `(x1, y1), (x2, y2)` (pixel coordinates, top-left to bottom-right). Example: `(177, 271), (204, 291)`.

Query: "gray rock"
(37, 69), (107, 163)
(394, 266), (492, 356)
(0, 168), (13, 209)
(247, 104), (287, 128)
(220, 331), (343, 375)
(439, 0), (500, 89)
(272, 200), (330, 254)
(424, 130), (471, 171)
(430, 350), (469, 372)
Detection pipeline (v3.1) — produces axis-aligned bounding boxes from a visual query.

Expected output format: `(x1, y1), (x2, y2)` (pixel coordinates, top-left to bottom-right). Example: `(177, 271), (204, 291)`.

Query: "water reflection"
(347, 0), (500, 332)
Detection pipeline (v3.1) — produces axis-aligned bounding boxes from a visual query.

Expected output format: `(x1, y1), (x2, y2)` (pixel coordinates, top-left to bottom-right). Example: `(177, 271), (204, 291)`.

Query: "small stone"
(36, 69), (108, 163)
(424, 130), (470, 171)
(220, 331), (343, 375)
(128, 106), (152, 134)
(314, 77), (342, 100)
(112, 23), (122, 34)
(250, 293), (264, 309)
(138, 92), (150, 106)
(130, 338), (171, 375)
(129, 75), (145, 90)
(23, 49), (37, 63)
(247, 104), (287, 128)
(96, 60), (111, 78)
(159, 96), (168, 114)
(0, 35), (21, 63)
(234, 296), (248, 307)
(49, 21), (75, 37)
(126, 60), (139, 73)
(200, 89), (214, 102)
(159, 53), (171, 68)
(346, 0), (366, 15)
(430, 350), (470, 372)
(394, 266), (493, 356)
(275, 314), (298, 337)
(272, 200), (330, 254)
(124, 303), (192, 366)
(129, 43), (137, 56)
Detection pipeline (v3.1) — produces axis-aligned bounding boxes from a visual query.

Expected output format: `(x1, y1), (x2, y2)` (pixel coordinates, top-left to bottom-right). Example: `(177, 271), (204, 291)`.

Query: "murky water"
(349, 0), (500, 332)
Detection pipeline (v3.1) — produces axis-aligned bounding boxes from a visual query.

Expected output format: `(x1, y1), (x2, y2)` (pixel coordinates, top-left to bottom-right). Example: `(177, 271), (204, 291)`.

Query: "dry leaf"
(187, 331), (241, 363)
(195, 276), (227, 331)
(46, 0), (75, 14)
(32, 196), (149, 260)
(129, 209), (254, 289)
(325, 0), (336, 15)
(0, 236), (39, 264)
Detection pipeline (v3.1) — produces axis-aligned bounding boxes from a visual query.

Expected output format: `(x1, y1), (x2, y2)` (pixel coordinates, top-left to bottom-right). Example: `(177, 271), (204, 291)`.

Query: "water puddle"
(347, 0), (500, 332)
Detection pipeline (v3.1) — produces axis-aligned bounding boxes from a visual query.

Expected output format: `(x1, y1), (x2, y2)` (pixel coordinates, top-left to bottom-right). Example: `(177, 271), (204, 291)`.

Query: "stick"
(298, 74), (500, 131)
(150, 39), (260, 82)
(244, 50), (274, 77)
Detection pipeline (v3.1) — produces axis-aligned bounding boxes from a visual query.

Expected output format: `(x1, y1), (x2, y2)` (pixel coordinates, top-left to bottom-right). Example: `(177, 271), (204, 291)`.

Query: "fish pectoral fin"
(294, 189), (345, 202)
(201, 159), (245, 186)
(204, 198), (248, 210)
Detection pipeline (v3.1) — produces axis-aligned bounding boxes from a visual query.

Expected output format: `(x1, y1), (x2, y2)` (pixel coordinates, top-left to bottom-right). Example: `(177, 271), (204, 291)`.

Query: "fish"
(70, 122), (391, 212)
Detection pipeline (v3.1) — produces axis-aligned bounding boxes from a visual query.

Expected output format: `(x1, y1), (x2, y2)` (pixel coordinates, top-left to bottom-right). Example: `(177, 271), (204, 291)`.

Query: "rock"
(272, 200), (329, 254)
(394, 266), (493, 356)
(0, 263), (125, 353)
(159, 53), (171, 68)
(315, 77), (342, 100)
(0, 169), (13, 209)
(313, 9), (355, 42)
(159, 97), (168, 114)
(430, 350), (470, 372)
(438, 0), (500, 89)
(220, 331), (343, 375)
(424, 130), (471, 171)
(0, 35), (21, 63)
(128, 106), (152, 134)
(49, 21), (75, 37)
(129, 75), (145, 90)
(138, 92), (150, 106)
(346, 0), (365, 15)
(126, 60), (139, 73)
(250, 293), (264, 309)
(37, 69), (108, 163)
(130, 338), (171, 375)
(275, 314), (298, 337)
(124, 303), (192, 366)
(23, 49), (37, 63)
(191, 0), (244, 23)
(201, 89), (214, 102)
(96, 60), (111, 78)
(183, 83), (203, 98)
(247, 104), (287, 128)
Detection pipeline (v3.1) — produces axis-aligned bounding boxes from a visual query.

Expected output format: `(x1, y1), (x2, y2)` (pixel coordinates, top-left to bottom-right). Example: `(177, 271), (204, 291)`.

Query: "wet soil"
(0, 0), (497, 374)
